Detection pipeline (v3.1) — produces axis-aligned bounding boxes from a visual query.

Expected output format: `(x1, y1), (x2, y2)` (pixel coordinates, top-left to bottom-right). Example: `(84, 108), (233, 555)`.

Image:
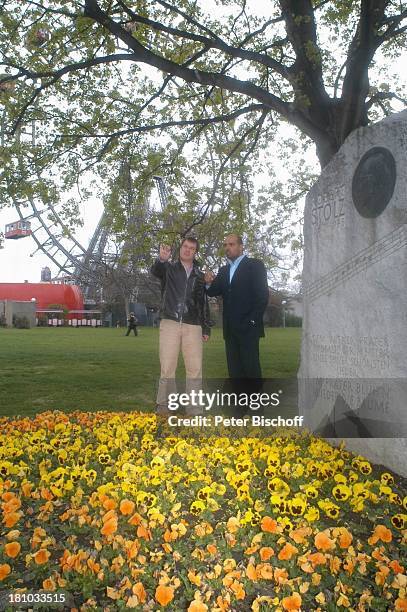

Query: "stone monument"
(299, 110), (407, 476)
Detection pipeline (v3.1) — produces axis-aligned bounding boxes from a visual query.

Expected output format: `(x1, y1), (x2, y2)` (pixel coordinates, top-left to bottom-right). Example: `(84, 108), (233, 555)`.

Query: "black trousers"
(223, 330), (263, 413)
(126, 326), (138, 336)
(225, 329), (262, 379)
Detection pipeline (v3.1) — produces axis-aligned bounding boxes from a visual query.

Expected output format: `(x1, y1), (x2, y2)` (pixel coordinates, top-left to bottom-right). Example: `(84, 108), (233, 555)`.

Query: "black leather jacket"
(151, 259), (211, 335)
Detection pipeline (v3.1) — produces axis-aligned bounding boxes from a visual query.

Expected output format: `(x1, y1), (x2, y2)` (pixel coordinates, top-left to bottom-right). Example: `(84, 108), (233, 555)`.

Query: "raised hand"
(159, 244), (171, 261)
(204, 270), (215, 284)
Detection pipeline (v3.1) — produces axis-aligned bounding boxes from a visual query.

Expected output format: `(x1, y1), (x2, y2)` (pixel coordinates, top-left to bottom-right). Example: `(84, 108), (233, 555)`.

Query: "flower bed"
(0, 411), (406, 611)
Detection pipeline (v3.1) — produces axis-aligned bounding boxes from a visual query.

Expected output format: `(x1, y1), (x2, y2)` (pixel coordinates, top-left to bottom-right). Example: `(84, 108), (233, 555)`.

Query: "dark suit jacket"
(206, 256), (269, 339)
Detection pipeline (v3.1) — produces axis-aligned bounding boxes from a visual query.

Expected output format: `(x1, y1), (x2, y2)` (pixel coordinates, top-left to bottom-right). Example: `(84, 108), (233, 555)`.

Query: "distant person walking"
(125, 313), (138, 336)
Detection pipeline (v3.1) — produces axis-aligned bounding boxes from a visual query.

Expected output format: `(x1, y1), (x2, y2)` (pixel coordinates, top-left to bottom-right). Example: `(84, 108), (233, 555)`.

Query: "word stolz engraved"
(311, 191), (345, 229)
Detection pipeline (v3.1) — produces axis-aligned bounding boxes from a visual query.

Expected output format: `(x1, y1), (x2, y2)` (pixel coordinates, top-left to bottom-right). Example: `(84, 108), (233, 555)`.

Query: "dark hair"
(226, 233), (243, 245)
(180, 236), (199, 252)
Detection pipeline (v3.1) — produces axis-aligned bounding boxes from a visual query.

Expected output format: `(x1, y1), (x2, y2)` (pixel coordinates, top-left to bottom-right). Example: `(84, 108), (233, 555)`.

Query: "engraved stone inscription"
(308, 334), (390, 376)
(311, 184), (346, 230)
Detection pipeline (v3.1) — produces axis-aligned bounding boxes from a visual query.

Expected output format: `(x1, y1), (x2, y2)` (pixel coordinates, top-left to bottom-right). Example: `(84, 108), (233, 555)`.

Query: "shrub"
(285, 313), (303, 327)
(12, 315), (30, 329)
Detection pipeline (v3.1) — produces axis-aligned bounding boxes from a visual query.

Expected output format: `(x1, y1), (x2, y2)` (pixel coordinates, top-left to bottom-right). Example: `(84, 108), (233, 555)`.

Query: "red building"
(0, 283), (84, 311)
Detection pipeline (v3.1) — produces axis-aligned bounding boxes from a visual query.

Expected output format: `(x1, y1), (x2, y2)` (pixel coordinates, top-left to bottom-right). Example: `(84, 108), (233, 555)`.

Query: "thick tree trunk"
(309, 98), (369, 168)
(314, 136), (340, 169)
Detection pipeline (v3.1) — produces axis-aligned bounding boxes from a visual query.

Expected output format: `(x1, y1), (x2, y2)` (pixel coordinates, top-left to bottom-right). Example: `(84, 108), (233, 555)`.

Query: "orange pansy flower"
(4, 542), (21, 558)
(281, 592), (302, 611)
(375, 565), (390, 586)
(119, 499), (135, 515)
(132, 582), (147, 603)
(3, 512), (21, 528)
(314, 531), (335, 551)
(330, 556), (341, 574)
(390, 559), (405, 574)
(126, 540), (140, 560)
(215, 595), (230, 611)
(34, 549), (50, 565)
(229, 580), (245, 600)
(259, 563), (274, 580)
(259, 547), (274, 561)
(343, 559), (356, 575)
(102, 509), (117, 523)
(308, 552), (327, 567)
(1, 492), (15, 502)
(163, 529), (173, 543)
(290, 526), (311, 544)
(395, 598), (407, 611)
(100, 517), (118, 536)
(128, 512), (142, 526)
(21, 483), (32, 497)
(226, 517), (240, 533)
(2, 497), (21, 513)
(274, 567), (289, 583)
(372, 547), (386, 561)
(278, 543), (298, 561)
(102, 497), (117, 511)
(43, 577), (56, 591)
(40, 488), (54, 501)
(155, 585), (174, 606)
(136, 525), (152, 540)
(368, 524), (392, 545)
(246, 563), (257, 581)
(261, 516), (279, 533)
(188, 600), (208, 612)
(0, 564), (11, 581)
(337, 528), (353, 548)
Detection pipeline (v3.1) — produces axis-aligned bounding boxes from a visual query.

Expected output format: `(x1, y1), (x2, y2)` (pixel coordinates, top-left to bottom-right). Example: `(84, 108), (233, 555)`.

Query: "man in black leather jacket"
(151, 236), (211, 413)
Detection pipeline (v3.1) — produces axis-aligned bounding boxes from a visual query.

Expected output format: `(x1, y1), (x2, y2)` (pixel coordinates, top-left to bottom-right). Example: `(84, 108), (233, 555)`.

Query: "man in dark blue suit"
(205, 234), (269, 379)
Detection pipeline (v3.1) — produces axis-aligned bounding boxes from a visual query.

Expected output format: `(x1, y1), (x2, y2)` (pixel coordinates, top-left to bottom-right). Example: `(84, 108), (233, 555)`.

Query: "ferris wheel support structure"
(5, 109), (169, 300)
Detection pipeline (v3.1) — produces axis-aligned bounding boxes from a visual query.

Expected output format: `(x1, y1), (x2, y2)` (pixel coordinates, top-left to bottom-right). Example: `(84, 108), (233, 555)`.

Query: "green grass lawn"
(0, 327), (301, 416)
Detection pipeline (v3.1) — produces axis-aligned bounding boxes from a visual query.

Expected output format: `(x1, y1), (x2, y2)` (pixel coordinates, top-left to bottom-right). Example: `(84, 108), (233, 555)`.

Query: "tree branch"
(182, 112), (268, 236)
(2, 53), (137, 84)
(378, 8), (407, 41)
(237, 15), (286, 48)
(116, 0), (289, 77)
(153, 0), (224, 42)
(85, 0), (329, 144)
(25, 0), (77, 19)
(339, 0), (388, 141)
(366, 90), (407, 111)
(58, 103), (267, 140)
(279, 0), (328, 108)
(4, 54), (142, 136)
(381, 22), (407, 40)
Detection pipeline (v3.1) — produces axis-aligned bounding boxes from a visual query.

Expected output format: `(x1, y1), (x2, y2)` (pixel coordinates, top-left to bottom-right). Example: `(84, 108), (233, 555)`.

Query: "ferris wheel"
(1, 30), (170, 301)
(2, 106), (168, 299)
(6, 181), (168, 300)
